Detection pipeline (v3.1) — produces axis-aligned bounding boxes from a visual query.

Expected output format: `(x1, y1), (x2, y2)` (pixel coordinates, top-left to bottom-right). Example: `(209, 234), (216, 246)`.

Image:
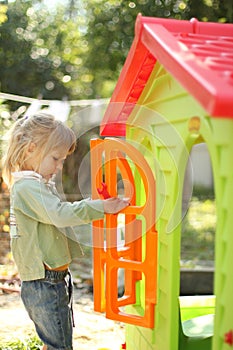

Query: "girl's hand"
(103, 197), (130, 214)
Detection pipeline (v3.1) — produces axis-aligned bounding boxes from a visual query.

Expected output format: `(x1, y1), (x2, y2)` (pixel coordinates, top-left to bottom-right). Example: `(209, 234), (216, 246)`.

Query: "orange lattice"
(91, 138), (157, 328)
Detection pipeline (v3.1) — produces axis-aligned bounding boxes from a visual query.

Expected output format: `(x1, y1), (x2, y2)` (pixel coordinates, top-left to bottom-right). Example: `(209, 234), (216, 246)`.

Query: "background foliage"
(0, 0), (232, 103)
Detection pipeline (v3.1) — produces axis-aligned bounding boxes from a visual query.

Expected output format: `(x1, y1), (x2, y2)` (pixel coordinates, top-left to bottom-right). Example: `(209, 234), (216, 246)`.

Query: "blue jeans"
(21, 269), (73, 350)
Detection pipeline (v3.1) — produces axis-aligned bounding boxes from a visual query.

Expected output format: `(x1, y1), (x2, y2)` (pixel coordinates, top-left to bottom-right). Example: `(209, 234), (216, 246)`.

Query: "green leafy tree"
(0, 1), (64, 99)
(0, 0), (94, 102)
(0, 3), (8, 25)
(82, 0), (233, 98)
(186, 0), (233, 22)
(81, 0), (189, 97)
(0, 0), (232, 102)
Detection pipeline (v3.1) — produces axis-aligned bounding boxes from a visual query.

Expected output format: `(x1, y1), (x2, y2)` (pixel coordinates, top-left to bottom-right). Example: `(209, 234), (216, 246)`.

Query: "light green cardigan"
(10, 171), (104, 281)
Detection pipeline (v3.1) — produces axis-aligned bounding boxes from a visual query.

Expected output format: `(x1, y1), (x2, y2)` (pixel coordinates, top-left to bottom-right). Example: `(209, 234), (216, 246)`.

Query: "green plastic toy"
(91, 15), (233, 350)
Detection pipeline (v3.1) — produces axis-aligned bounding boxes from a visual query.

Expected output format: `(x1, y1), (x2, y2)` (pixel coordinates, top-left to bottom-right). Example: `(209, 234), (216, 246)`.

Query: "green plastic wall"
(124, 61), (233, 350)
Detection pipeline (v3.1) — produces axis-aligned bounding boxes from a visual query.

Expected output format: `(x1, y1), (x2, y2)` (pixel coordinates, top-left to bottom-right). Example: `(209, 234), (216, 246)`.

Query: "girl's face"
(38, 151), (67, 181)
(24, 143), (67, 181)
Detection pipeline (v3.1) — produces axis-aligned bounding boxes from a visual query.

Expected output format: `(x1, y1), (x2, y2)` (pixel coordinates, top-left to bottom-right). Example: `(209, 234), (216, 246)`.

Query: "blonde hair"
(2, 112), (76, 187)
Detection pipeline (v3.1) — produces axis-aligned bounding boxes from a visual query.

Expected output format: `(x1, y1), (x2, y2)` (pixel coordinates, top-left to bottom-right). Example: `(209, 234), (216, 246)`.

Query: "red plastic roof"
(100, 15), (233, 137)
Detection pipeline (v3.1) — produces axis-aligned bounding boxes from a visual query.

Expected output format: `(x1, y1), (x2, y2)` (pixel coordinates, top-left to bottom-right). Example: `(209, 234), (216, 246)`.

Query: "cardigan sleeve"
(12, 178), (104, 228)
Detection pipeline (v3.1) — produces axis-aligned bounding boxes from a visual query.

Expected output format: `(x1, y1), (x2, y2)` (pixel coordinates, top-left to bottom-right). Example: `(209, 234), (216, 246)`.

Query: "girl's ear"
(27, 142), (37, 153)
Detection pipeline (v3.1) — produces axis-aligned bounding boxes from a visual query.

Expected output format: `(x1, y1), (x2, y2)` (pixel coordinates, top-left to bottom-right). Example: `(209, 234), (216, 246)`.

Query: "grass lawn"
(181, 196), (216, 266)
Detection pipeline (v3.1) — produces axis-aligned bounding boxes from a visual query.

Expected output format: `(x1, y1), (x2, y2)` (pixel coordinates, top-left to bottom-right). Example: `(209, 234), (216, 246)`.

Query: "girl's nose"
(56, 161), (64, 170)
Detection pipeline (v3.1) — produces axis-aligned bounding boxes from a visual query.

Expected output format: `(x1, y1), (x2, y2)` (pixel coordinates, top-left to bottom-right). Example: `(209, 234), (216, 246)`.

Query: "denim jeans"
(21, 269), (73, 350)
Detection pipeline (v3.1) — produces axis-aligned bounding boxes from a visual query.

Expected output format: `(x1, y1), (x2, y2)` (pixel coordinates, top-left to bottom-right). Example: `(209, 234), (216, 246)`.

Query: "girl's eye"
(53, 157), (59, 161)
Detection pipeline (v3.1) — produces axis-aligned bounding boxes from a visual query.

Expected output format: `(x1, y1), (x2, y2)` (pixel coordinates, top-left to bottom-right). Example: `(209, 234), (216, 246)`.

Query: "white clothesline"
(0, 92), (110, 122)
(0, 92), (109, 107)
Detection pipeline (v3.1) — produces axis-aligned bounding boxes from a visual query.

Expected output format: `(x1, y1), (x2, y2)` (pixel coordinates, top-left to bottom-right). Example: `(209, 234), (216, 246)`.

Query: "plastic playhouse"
(90, 15), (233, 350)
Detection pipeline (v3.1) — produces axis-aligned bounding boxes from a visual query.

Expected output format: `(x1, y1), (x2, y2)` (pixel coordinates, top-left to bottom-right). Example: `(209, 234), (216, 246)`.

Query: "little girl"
(2, 112), (129, 350)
